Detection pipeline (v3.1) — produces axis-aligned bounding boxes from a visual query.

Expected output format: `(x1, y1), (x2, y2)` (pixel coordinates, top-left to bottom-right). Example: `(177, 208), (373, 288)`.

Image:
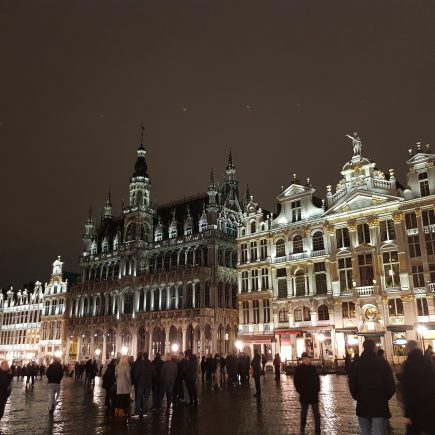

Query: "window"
(419, 172), (430, 197)
(312, 231), (324, 251)
(412, 265), (425, 288)
(388, 298), (404, 316)
(357, 223), (371, 245)
(277, 279), (288, 298)
(253, 300), (260, 324)
(261, 268), (269, 290)
(430, 264), (435, 284)
(380, 220), (396, 241)
(417, 298), (429, 316)
(291, 200), (302, 222)
(278, 308), (288, 322)
(336, 228), (350, 248)
(251, 270), (259, 291)
(263, 299), (270, 323)
(250, 241), (257, 261)
(260, 239), (268, 260)
(124, 293), (133, 314)
(408, 235), (421, 258)
(383, 251), (400, 288)
(240, 243), (248, 263)
(242, 301), (250, 324)
(314, 262), (327, 294)
(293, 235), (303, 254)
(241, 271), (249, 292)
(425, 229), (435, 255)
(295, 270), (306, 296)
(275, 239), (286, 257)
(294, 306), (310, 322)
(358, 253), (374, 286)
(342, 301), (356, 319)
(250, 221), (256, 234)
(318, 304), (329, 321)
(338, 257), (353, 291)
(423, 209), (435, 227)
(405, 213), (417, 230)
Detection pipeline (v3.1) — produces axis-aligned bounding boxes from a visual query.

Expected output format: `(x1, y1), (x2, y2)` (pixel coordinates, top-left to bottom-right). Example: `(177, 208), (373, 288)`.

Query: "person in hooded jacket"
(401, 340), (435, 435)
(294, 352), (321, 435)
(349, 339), (396, 435)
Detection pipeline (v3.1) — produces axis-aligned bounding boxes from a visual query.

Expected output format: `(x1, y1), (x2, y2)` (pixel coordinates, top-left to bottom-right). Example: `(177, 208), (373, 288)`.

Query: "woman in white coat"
(115, 356), (131, 417)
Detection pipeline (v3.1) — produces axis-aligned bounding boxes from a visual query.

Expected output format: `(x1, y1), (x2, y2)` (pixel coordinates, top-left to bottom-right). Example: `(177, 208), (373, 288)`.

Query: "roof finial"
(209, 168), (215, 186)
(140, 122), (145, 146)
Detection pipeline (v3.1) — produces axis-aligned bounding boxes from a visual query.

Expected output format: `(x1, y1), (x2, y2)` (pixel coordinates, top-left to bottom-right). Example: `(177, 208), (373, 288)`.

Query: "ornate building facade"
(67, 136), (241, 363)
(0, 257), (69, 364)
(237, 134), (435, 363)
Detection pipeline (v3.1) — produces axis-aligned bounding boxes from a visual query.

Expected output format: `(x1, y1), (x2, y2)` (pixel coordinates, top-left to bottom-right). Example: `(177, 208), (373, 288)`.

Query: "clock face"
(363, 305), (378, 321)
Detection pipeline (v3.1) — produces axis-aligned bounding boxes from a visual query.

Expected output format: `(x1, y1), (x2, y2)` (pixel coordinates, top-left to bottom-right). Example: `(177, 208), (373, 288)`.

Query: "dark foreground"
(0, 373), (405, 434)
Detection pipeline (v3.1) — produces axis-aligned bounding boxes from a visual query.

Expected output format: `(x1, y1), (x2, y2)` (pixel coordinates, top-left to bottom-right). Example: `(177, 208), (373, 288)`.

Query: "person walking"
(160, 354), (177, 408)
(251, 350), (262, 399)
(0, 361), (12, 421)
(185, 350), (198, 405)
(46, 357), (63, 414)
(401, 340), (435, 435)
(132, 352), (155, 418)
(115, 356), (131, 418)
(214, 354), (223, 390)
(152, 353), (163, 410)
(273, 353), (281, 382)
(294, 352), (321, 435)
(200, 356), (206, 383)
(102, 359), (117, 412)
(131, 352), (143, 407)
(349, 339), (396, 435)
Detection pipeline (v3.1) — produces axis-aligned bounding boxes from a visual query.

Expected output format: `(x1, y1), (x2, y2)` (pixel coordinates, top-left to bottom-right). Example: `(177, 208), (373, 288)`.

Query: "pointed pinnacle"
(210, 168), (215, 186)
(228, 148), (233, 167)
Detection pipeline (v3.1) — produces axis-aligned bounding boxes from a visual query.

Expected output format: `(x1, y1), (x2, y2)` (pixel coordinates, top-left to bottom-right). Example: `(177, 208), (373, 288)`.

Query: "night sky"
(1, 0), (434, 289)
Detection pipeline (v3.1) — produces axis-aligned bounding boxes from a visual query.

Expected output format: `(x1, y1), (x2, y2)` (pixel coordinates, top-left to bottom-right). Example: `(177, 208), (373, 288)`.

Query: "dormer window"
(155, 231), (163, 242)
(185, 225), (192, 236)
(113, 235), (118, 251)
(199, 219), (207, 232)
(91, 242), (97, 255)
(102, 238), (109, 253)
(419, 172), (430, 197)
(291, 200), (302, 222)
(250, 221), (256, 234)
(169, 226), (177, 239)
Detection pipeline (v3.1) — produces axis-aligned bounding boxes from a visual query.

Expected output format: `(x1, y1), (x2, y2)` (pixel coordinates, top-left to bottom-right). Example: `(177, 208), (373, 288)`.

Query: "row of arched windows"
(275, 231), (324, 257)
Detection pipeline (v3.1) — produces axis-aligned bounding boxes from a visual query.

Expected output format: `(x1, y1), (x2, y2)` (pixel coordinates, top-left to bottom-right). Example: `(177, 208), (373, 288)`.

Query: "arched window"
(170, 251), (178, 269)
(124, 292), (133, 314)
(278, 308), (288, 322)
(295, 270), (306, 296)
(161, 287), (168, 310)
(186, 283), (193, 309)
(293, 235), (303, 254)
(276, 239), (286, 257)
(312, 231), (324, 251)
(294, 306), (303, 322)
(318, 304), (329, 321)
(126, 223), (136, 241)
(303, 306), (311, 321)
(250, 221), (256, 234)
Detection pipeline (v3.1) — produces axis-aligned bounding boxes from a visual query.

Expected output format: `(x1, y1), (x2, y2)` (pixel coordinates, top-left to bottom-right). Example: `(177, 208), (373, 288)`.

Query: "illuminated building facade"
(237, 134), (435, 362)
(67, 135), (241, 363)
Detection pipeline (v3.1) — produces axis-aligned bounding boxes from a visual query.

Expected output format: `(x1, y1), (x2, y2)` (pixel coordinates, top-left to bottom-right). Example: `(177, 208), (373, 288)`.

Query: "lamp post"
(417, 324), (427, 351)
(235, 340), (243, 354)
(171, 343), (179, 354)
(318, 334), (325, 373)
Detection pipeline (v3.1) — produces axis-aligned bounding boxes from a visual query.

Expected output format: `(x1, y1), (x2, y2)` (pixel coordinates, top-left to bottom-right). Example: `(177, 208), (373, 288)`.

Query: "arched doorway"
(152, 326), (165, 356)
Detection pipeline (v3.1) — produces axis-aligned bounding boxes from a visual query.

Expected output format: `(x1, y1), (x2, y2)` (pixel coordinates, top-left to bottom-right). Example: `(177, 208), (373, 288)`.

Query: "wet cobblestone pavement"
(0, 374), (405, 435)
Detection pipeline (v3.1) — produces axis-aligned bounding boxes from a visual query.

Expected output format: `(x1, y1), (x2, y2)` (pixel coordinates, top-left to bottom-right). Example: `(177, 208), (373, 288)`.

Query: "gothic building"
(237, 134), (435, 363)
(67, 135), (242, 363)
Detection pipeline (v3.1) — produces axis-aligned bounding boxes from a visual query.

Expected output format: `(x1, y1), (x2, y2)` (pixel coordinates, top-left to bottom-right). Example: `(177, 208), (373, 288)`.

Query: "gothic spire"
(133, 123), (149, 178)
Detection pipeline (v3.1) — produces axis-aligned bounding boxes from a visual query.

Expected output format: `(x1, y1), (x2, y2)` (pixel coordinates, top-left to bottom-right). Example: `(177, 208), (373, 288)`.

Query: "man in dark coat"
(349, 339), (396, 435)
(250, 350), (262, 399)
(184, 351), (198, 405)
(0, 361), (12, 420)
(102, 359), (117, 411)
(402, 340), (435, 435)
(46, 357), (63, 413)
(160, 354), (177, 408)
(294, 352), (321, 435)
(133, 352), (156, 417)
(152, 353), (163, 410)
(131, 353), (143, 407)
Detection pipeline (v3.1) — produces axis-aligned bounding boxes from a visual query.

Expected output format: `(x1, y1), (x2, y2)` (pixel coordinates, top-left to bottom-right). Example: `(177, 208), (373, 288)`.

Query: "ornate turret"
(129, 124), (151, 208)
(83, 208), (95, 253)
(104, 190), (113, 219)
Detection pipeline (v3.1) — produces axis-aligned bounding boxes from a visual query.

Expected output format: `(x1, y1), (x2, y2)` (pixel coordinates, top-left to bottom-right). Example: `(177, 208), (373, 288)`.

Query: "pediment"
(325, 190), (402, 215)
(406, 152), (434, 165)
(276, 184), (315, 202)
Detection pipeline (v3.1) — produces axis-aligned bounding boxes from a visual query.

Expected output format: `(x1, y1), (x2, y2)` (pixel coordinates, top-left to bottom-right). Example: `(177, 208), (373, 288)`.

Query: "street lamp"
(417, 324), (427, 351)
(95, 349), (101, 357)
(171, 343), (179, 354)
(54, 350), (62, 359)
(121, 346), (128, 356)
(318, 334), (326, 372)
(235, 340), (243, 353)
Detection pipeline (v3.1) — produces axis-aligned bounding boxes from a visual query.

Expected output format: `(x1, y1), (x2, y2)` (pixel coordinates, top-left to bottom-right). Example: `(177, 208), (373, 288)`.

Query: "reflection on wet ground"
(0, 374), (405, 434)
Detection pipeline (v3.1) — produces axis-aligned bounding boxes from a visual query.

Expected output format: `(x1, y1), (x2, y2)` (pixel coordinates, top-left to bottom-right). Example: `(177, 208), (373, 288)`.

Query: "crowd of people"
(1, 341), (435, 434)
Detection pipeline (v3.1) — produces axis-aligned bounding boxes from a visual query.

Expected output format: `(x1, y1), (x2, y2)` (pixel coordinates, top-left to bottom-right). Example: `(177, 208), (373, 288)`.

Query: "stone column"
(131, 331), (137, 357)
(102, 333), (107, 364)
(182, 327), (187, 353)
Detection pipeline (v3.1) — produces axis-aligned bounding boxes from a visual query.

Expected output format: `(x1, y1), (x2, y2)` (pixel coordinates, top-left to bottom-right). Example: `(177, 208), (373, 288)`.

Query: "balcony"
(356, 286), (375, 296)
(271, 252), (309, 264)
